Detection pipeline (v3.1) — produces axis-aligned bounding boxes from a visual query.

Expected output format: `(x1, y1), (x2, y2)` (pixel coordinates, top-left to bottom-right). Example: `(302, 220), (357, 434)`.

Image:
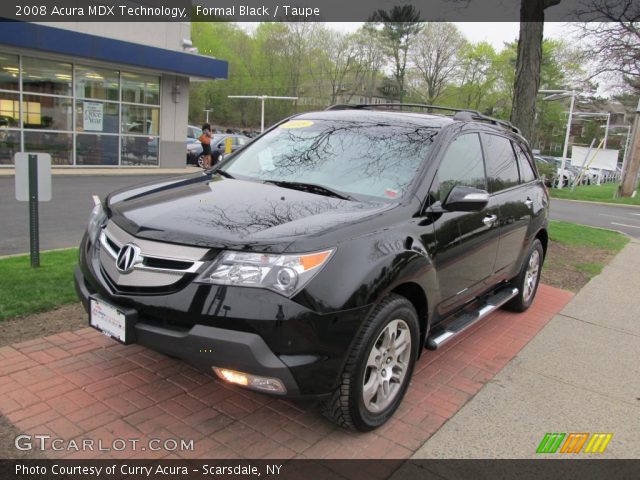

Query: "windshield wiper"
(213, 169), (234, 179)
(263, 180), (356, 201)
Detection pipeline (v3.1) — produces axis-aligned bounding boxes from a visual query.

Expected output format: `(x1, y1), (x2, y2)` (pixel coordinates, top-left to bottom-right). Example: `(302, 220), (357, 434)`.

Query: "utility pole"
(618, 98), (640, 197)
(228, 95), (298, 132)
(204, 109), (213, 123)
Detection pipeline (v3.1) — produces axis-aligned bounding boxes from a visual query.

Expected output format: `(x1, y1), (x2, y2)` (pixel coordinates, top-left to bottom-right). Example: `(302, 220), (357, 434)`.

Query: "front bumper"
(74, 238), (370, 398)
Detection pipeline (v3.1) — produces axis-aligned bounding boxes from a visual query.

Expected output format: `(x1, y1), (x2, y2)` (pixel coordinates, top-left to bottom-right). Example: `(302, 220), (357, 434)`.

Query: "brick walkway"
(0, 284), (572, 459)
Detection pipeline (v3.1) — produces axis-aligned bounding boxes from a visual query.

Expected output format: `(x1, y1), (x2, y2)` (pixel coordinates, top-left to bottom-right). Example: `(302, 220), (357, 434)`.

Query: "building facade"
(0, 21), (227, 168)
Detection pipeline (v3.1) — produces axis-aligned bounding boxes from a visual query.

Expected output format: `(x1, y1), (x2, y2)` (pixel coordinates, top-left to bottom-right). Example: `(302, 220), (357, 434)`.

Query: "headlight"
(195, 249), (335, 297)
(87, 196), (106, 245)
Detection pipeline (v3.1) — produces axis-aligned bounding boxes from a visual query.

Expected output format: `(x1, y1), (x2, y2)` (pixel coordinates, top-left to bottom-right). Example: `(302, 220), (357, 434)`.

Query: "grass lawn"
(0, 248), (79, 321)
(549, 182), (640, 206)
(549, 220), (630, 251)
(543, 221), (630, 292)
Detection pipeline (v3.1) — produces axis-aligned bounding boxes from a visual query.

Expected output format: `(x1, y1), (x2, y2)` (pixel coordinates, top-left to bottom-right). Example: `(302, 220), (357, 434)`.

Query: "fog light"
(212, 367), (287, 394)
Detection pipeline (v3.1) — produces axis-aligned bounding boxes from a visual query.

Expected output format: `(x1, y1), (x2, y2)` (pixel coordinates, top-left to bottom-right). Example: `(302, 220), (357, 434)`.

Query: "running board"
(426, 287), (519, 350)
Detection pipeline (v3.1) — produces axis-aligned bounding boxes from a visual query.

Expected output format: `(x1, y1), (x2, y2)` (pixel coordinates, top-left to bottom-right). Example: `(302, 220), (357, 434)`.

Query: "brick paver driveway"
(0, 285), (572, 459)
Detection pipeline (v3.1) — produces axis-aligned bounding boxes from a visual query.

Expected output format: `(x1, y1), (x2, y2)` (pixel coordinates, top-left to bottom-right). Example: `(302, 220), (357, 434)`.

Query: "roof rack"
(325, 103), (521, 135)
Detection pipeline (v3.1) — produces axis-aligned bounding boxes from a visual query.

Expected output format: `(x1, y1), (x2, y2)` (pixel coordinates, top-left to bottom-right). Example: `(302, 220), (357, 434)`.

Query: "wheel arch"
(390, 282), (429, 356)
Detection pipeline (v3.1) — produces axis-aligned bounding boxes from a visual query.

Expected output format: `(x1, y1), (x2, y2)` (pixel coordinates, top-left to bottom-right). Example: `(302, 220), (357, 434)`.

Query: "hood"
(107, 173), (392, 253)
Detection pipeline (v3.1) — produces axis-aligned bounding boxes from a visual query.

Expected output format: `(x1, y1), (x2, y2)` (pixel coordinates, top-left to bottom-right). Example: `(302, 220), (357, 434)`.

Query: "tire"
(504, 238), (544, 312)
(322, 294), (420, 431)
(197, 154), (205, 169)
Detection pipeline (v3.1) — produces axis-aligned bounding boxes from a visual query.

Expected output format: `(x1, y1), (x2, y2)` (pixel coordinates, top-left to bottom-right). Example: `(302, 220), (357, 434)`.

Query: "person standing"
(199, 123), (213, 169)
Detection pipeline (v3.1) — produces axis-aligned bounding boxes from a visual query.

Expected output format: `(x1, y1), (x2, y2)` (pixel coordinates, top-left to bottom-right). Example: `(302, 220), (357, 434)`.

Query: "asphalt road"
(549, 198), (640, 238)
(2, 175), (639, 256)
(1, 175), (176, 256)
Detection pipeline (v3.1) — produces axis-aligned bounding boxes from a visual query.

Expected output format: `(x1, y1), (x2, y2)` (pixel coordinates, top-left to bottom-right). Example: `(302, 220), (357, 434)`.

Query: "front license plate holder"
(89, 295), (137, 345)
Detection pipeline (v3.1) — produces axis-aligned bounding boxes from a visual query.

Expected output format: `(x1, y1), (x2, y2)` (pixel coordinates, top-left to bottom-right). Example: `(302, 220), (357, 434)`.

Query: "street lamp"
(227, 95), (299, 133)
(203, 109), (213, 123)
(539, 89), (576, 189)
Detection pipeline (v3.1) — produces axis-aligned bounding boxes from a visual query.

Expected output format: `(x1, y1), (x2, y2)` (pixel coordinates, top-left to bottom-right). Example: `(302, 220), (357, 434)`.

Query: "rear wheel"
(504, 239), (544, 312)
(322, 294), (419, 431)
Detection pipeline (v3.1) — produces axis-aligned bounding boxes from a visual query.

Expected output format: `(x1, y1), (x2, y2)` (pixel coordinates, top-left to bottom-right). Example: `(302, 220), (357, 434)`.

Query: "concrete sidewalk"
(409, 239), (640, 459)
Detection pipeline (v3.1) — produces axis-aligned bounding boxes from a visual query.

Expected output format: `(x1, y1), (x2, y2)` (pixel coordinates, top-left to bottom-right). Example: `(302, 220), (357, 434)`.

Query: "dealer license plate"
(90, 297), (128, 343)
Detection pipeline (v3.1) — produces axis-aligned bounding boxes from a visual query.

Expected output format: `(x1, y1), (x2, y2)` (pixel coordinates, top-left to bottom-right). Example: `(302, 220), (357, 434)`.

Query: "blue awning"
(0, 21), (228, 80)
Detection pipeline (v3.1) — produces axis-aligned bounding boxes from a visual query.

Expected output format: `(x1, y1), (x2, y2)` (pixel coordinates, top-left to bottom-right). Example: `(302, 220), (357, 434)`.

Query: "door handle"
(483, 214), (498, 227)
(525, 198), (533, 208)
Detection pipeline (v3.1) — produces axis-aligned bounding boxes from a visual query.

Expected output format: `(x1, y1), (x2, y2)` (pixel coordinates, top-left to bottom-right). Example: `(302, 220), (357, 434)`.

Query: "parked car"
(187, 125), (202, 142)
(76, 105), (548, 431)
(186, 134), (251, 167)
(533, 156), (555, 187)
(541, 156), (575, 187)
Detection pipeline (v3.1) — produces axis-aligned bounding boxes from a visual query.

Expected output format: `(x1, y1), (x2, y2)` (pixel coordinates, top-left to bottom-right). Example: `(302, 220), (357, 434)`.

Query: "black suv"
(75, 105), (548, 431)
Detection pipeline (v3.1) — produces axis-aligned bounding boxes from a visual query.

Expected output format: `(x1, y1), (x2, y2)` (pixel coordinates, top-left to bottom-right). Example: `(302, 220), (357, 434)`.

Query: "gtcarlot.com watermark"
(15, 434), (194, 453)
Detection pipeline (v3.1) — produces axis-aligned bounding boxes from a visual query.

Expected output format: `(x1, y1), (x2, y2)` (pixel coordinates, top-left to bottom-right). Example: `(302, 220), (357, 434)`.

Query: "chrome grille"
(97, 222), (209, 289)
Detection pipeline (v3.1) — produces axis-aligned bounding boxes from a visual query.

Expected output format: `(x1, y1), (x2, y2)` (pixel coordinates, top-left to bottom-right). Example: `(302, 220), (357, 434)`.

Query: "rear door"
(481, 133), (530, 277)
(428, 132), (501, 313)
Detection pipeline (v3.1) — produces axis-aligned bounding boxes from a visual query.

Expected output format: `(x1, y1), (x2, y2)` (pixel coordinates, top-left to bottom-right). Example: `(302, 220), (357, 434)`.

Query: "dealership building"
(0, 21), (228, 167)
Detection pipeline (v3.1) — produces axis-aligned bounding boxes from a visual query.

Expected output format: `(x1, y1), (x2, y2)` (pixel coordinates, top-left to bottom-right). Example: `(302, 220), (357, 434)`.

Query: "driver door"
(426, 132), (501, 314)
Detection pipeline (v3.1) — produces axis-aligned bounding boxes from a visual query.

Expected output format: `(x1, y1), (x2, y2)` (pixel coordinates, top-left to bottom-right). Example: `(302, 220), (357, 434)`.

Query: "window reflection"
(76, 65), (119, 101)
(24, 132), (72, 165)
(77, 134), (118, 165)
(121, 135), (158, 166)
(0, 53), (19, 91)
(122, 72), (160, 105)
(22, 95), (72, 130)
(22, 57), (72, 96)
(122, 105), (159, 135)
(223, 119), (438, 200)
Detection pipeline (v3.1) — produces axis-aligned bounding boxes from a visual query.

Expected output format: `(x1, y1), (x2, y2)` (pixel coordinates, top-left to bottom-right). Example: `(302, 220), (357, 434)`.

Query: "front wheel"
(322, 294), (419, 431)
(504, 239), (544, 312)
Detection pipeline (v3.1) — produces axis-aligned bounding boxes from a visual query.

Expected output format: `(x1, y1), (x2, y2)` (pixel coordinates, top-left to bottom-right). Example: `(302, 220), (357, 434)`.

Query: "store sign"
(83, 102), (103, 131)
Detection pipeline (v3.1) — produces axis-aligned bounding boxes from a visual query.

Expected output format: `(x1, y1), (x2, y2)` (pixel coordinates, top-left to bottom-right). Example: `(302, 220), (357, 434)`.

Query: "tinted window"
(482, 134), (520, 193)
(223, 119), (438, 200)
(436, 133), (486, 202)
(513, 142), (536, 183)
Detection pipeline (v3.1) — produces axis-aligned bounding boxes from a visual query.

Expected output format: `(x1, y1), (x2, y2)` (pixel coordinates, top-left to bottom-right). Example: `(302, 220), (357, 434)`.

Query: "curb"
(0, 167), (201, 177)
(550, 197), (640, 209)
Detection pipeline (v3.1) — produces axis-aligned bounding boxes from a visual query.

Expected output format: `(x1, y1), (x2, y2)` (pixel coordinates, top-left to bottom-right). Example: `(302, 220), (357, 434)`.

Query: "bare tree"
(575, 1), (640, 91)
(411, 23), (466, 105)
(352, 25), (386, 103)
(315, 30), (362, 104)
(510, 0), (562, 141)
(370, 5), (423, 103)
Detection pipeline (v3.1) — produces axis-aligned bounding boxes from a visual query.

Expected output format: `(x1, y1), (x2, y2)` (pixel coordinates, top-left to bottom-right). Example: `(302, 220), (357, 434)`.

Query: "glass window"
(22, 95), (72, 131)
(121, 72), (159, 105)
(24, 131), (72, 165)
(76, 65), (119, 101)
(0, 91), (20, 127)
(436, 133), (486, 202)
(222, 119), (438, 200)
(121, 105), (159, 136)
(76, 101), (119, 134)
(76, 134), (119, 166)
(482, 133), (520, 193)
(22, 57), (72, 96)
(513, 142), (536, 183)
(0, 53), (20, 91)
(121, 135), (158, 166)
(0, 128), (20, 165)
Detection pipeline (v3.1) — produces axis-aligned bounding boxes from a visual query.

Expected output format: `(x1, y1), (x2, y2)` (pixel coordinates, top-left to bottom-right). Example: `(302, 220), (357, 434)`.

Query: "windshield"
(220, 119), (438, 200)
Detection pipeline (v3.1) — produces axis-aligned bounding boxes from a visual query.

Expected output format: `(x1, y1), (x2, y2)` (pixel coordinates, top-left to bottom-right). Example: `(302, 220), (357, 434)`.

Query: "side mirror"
(443, 185), (489, 212)
(217, 143), (224, 149)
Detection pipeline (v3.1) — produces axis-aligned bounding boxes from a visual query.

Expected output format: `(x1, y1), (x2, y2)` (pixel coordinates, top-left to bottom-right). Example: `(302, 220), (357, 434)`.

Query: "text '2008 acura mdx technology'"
(75, 104), (549, 431)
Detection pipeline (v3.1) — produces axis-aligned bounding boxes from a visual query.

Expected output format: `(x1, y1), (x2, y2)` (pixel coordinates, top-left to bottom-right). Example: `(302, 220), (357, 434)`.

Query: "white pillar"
(558, 91), (575, 189)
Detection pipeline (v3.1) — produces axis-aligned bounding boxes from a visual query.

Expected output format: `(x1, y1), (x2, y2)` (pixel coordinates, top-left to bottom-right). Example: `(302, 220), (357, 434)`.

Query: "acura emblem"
(116, 243), (141, 273)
